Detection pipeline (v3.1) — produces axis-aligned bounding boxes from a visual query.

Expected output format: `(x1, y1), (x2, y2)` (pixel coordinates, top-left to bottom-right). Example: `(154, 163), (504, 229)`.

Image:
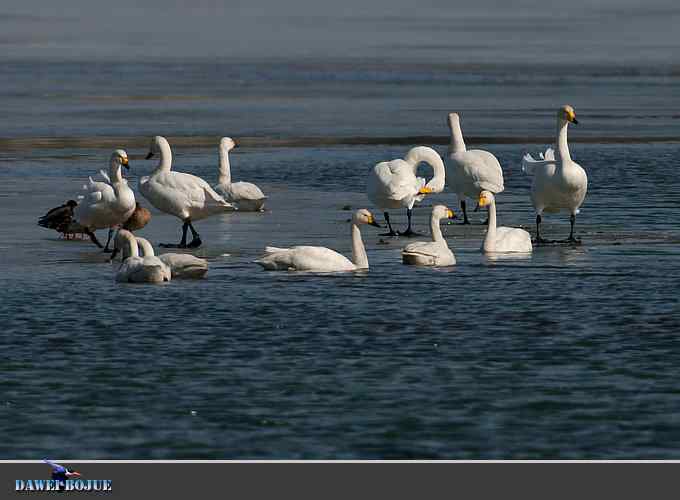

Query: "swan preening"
(447, 113), (504, 224)
(136, 237), (209, 279)
(114, 229), (171, 283)
(256, 209), (381, 272)
(140, 136), (236, 249)
(367, 146), (446, 236)
(478, 191), (533, 253)
(522, 105), (587, 244)
(214, 137), (267, 212)
(402, 205), (456, 266)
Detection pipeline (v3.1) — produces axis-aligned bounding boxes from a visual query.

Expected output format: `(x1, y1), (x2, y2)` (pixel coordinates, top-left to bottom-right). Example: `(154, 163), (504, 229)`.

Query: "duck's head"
(353, 209), (381, 228)
(66, 200), (78, 208)
(220, 137), (236, 151)
(145, 136), (169, 160)
(433, 204), (455, 220)
(478, 190), (495, 208)
(111, 149), (129, 170)
(559, 105), (578, 125)
(447, 112), (460, 130)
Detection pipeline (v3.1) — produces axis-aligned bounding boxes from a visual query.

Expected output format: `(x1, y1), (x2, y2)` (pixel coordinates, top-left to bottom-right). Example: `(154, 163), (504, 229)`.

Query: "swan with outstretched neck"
(478, 191), (532, 253)
(113, 229), (171, 283)
(402, 205), (457, 266)
(140, 136), (236, 249)
(255, 209), (381, 272)
(213, 137), (267, 212)
(367, 146), (446, 236)
(136, 236), (209, 279)
(446, 113), (504, 224)
(522, 105), (588, 244)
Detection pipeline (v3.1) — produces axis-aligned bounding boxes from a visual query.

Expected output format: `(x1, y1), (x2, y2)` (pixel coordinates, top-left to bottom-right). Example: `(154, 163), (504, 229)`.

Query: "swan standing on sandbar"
(113, 229), (171, 283)
(214, 137), (267, 212)
(140, 136), (236, 248)
(402, 205), (456, 266)
(74, 150), (136, 250)
(522, 105), (587, 244)
(256, 209), (381, 272)
(477, 191), (532, 253)
(367, 146), (445, 237)
(136, 236), (209, 279)
(446, 113), (504, 225)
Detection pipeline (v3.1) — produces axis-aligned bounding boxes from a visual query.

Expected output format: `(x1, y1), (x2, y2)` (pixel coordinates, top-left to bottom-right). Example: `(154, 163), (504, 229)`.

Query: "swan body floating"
(114, 229), (171, 283)
(140, 136), (236, 248)
(256, 209), (381, 272)
(74, 150), (136, 249)
(446, 113), (504, 224)
(477, 191), (532, 253)
(136, 236), (209, 279)
(367, 146), (446, 236)
(402, 205), (456, 266)
(213, 137), (267, 212)
(522, 105), (587, 243)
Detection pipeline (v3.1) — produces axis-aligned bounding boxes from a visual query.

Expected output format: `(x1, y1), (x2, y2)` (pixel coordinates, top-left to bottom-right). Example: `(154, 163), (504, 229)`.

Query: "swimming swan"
(255, 209), (381, 272)
(446, 112), (504, 224)
(136, 236), (209, 279)
(213, 137), (267, 212)
(477, 191), (532, 253)
(367, 146), (445, 237)
(74, 150), (136, 250)
(522, 105), (588, 244)
(114, 229), (171, 283)
(140, 136), (236, 248)
(402, 205), (456, 266)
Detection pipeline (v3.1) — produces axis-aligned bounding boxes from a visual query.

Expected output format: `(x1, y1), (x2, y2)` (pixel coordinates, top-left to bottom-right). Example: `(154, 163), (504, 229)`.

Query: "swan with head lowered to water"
(213, 137), (267, 212)
(255, 209), (381, 272)
(113, 229), (171, 283)
(135, 236), (209, 279)
(367, 146), (445, 237)
(522, 105), (588, 244)
(402, 205), (457, 266)
(140, 136), (236, 249)
(477, 191), (532, 254)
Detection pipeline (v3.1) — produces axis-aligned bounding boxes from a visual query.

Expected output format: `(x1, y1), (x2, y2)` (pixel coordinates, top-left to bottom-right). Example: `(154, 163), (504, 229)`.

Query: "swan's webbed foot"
(187, 237), (202, 249)
(534, 236), (554, 246)
(398, 228), (422, 238)
(562, 237), (582, 246)
(379, 231), (399, 237)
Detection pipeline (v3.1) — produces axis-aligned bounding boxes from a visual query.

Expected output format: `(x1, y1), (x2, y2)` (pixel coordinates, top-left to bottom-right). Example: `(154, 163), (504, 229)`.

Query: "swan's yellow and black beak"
(145, 151), (154, 160)
(446, 209), (456, 219)
(368, 215), (381, 228)
(121, 157), (130, 170)
(418, 187), (434, 195)
(478, 196), (490, 208)
(567, 109), (578, 125)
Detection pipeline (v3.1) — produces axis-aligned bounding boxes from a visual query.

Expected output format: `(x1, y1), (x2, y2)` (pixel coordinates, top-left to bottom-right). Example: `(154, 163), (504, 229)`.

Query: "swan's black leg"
(86, 229), (103, 248)
(187, 221), (202, 248)
(102, 228), (115, 253)
(398, 208), (420, 237)
(379, 211), (398, 237)
(564, 214), (581, 244)
(535, 214), (548, 245)
(161, 221), (189, 248)
(461, 200), (471, 225)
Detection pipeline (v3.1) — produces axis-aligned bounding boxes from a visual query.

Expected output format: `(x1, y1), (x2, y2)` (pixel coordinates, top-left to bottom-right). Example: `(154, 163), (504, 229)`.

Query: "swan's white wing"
(494, 227), (533, 253)
(158, 253), (208, 279)
(522, 147), (555, 176)
(98, 169), (111, 184)
(461, 150), (504, 193)
(256, 245), (354, 272)
(368, 160), (419, 206)
(228, 181), (267, 201)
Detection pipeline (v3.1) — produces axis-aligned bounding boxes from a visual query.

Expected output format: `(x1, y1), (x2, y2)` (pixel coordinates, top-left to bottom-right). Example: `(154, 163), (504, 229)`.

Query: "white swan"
(136, 236), (209, 279)
(114, 229), (171, 283)
(255, 209), (381, 272)
(140, 136), (236, 248)
(213, 137), (267, 212)
(522, 105), (588, 243)
(367, 146), (446, 236)
(446, 112), (504, 224)
(478, 191), (532, 254)
(402, 205), (456, 266)
(74, 150), (136, 250)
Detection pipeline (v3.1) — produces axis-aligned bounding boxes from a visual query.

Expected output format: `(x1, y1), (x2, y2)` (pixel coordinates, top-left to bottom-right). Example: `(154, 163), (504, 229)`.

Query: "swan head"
(432, 204), (456, 220)
(145, 136), (169, 159)
(111, 149), (129, 170)
(559, 105), (578, 125)
(447, 112), (460, 130)
(353, 209), (381, 228)
(477, 190), (495, 208)
(220, 137), (236, 151)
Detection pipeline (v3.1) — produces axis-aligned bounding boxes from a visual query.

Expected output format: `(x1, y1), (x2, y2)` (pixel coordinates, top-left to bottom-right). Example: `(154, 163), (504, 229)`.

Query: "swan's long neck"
(153, 139), (173, 174)
(405, 146), (446, 193)
(483, 199), (497, 253)
(430, 213), (444, 243)
(351, 223), (369, 269)
(118, 231), (140, 260)
(109, 162), (123, 185)
(556, 119), (572, 163)
(136, 238), (155, 257)
(449, 118), (466, 154)
(218, 145), (232, 185)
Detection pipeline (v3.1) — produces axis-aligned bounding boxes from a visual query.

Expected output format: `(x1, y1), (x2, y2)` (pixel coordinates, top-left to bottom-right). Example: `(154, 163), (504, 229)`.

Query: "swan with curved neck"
(214, 137), (267, 212)
(521, 105), (588, 244)
(477, 191), (532, 253)
(446, 112), (504, 225)
(402, 205), (457, 266)
(136, 236), (208, 279)
(367, 146), (446, 237)
(140, 136), (236, 249)
(113, 229), (171, 283)
(255, 209), (381, 272)
(74, 150), (136, 250)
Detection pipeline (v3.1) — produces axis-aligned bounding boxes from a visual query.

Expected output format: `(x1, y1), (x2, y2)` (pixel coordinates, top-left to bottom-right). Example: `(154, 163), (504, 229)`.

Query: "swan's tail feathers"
(255, 247), (293, 270)
(204, 186), (238, 211)
(521, 153), (538, 175)
(263, 246), (289, 254)
(98, 169), (111, 183)
(543, 147), (555, 161)
(522, 147), (555, 176)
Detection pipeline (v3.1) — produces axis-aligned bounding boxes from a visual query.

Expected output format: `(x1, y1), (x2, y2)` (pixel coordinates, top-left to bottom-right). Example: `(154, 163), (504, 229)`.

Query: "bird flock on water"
(38, 105), (587, 282)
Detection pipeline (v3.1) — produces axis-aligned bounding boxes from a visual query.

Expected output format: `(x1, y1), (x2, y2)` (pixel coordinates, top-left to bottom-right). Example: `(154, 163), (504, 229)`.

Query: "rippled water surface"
(2, 140), (680, 458)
